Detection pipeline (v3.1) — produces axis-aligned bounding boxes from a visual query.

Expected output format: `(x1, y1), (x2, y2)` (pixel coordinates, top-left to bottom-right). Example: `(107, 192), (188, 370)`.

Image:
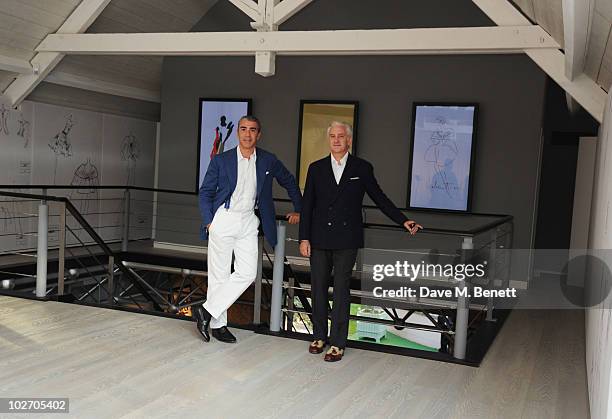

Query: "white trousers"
(203, 207), (259, 328)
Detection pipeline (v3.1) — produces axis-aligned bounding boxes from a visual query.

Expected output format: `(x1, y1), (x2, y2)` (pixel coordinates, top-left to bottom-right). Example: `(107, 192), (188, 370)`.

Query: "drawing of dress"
(0, 104), (10, 135)
(429, 159), (460, 208)
(70, 158), (99, 215)
(49, 115), (75, 184)
(17, 113), (30, 148)
(424, 117), (459, 201)
(121, 132), (140, 186)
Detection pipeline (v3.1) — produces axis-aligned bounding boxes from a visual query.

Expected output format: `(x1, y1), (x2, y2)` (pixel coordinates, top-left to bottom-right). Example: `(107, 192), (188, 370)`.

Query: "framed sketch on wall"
(296, 100), (359, 190)
(407, 103), (478, 212)
(196, 98), (252, 192)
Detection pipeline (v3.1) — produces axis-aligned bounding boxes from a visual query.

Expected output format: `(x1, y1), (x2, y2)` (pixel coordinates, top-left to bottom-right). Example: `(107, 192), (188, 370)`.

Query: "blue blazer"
(199, 147), (302, 247)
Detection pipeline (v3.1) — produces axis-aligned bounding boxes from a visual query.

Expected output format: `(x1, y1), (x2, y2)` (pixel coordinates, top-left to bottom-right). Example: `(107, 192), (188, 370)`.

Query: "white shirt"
(331, 152), (349, 184)
(230, 147), (257, 212)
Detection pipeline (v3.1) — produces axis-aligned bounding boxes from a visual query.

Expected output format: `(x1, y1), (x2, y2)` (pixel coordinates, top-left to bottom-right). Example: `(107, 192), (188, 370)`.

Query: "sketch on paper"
(49, 114), (75, 184)
(0, 104), (10, 135)
(120, 132), (140, 186)
(409, 104), (476, 211)
(424, 117), (460, 200)
(17, 112), (31, 148)
(70, 158), (99, 215)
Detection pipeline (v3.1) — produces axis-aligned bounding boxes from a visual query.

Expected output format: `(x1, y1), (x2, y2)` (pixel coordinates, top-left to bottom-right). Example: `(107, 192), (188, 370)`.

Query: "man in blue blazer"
(195, 115), (302, 343)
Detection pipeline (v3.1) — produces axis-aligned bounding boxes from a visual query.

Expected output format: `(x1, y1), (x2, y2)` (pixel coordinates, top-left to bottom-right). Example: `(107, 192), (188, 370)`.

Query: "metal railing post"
(36, 196), (49, 297)
(108, 255), (115, 305)
(486, 229), (498, 322)
(454, 236), (473, 360)
(121, 188), (131, 252)
(253, 236), (264, 325)
(270, 221), (286, 332)
(57, 201), (66, 295)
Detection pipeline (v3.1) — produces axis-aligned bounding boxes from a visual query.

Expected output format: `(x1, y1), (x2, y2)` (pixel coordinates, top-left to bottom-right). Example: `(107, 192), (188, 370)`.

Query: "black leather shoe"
(193, 305), (211, 342)
(212, 326), (237, 343)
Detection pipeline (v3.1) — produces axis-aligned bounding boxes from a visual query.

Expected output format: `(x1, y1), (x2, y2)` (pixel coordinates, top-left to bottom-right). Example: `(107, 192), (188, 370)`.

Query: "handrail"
(273, 216), (513, 236)
(0, 187), (513, 236)
(0, 189), (163, 310)
(1, 185), (512, 216)
(0, 185), (196, 195)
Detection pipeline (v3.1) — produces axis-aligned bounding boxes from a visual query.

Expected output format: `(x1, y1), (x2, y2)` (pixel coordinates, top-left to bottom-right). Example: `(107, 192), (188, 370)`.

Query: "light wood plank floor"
(0, 296), (589, 419)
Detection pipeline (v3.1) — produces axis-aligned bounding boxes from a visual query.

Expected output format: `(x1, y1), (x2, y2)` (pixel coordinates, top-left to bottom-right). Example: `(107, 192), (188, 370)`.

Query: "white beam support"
(232, 0), (309, 76)
(472, 0), (607, 123)
(227, 0), (260, 22)
(251, 0), (279, 76)
(0, 55), (33, 75)
(3, 0), (112, 107)
(36, 26), (558, 55)
(274, 0), (313, 26)
(255, 51), (276, 77)
(45, 71), (160, 102)
(562, 0), (594, 80)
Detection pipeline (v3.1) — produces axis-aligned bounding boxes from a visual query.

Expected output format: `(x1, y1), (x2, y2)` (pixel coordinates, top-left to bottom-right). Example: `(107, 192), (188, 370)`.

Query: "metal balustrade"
(0, 185), (513, 362)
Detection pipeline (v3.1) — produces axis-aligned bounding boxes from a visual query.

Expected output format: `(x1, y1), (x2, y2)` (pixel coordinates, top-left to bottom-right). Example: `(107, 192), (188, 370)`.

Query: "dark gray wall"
(157, 0), (547, 252)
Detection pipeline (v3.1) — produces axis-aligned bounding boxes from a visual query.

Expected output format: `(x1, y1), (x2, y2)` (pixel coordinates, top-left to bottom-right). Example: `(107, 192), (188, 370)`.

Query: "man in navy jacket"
(195, 115), (302, 343)
(299, 121), (421, 361)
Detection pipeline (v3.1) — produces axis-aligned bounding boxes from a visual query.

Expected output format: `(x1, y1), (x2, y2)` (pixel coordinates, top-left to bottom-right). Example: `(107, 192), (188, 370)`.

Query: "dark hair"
(238, 115), (261, 132)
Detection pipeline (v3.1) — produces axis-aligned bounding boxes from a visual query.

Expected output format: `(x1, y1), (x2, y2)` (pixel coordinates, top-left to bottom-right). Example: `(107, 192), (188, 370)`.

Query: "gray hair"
(326, 121), (353, 138)
(238, 115), (261, 132)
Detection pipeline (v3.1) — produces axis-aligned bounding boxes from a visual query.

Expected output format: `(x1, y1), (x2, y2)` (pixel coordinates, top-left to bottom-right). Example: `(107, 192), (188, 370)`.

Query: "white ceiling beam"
(45, 71), (160, 103)
(264, 0), (279, 30)
(562, 0), (594, 80)
(35, 26), (558, 56)
(472, 0), (607, 123)
(227, 0), (260, 22)
(274, 0), (313, 26)
(0, 55), (33, 75)
(2, 0), (112, 107)
(562, 0), (595, 114)
(250, 0), (279, 31)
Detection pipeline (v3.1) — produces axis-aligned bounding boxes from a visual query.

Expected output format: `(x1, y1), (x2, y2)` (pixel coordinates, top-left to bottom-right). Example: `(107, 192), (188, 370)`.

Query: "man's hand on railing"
(404, 220), (423, 235)
(299, 240), (311, 257)
(286, 212), (300, 225)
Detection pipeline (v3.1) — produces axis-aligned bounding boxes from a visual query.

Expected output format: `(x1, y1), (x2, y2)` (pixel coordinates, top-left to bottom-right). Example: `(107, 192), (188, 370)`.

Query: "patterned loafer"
(308, 339), (326, 354)
(323, 346), (344, 362)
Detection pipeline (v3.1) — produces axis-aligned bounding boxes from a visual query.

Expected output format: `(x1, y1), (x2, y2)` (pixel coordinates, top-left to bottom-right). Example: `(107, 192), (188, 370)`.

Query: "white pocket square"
(350, 176), (360, 180)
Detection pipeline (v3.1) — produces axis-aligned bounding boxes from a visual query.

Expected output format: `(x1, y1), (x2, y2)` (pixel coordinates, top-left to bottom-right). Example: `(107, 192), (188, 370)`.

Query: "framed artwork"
(196, 98), (252, 192)
(296, 100), (359, 190)
(407, 102), (478, 212)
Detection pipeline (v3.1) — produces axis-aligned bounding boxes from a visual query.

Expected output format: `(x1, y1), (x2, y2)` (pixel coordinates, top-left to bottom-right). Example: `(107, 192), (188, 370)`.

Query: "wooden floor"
(0, 296), (589, 419)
